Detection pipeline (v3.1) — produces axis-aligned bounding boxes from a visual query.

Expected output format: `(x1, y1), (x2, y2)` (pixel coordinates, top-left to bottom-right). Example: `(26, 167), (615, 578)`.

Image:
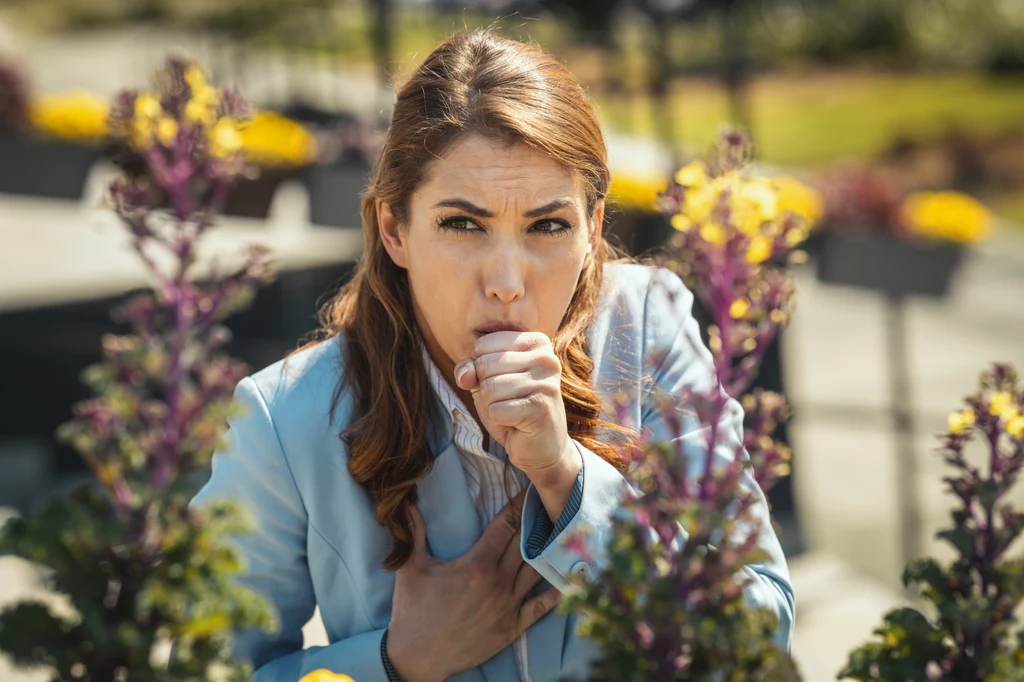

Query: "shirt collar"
(419, 338), (479, 431)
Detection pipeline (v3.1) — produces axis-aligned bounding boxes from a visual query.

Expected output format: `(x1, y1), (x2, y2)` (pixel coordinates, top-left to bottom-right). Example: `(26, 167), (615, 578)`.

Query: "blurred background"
(0, 0), (1022, 679)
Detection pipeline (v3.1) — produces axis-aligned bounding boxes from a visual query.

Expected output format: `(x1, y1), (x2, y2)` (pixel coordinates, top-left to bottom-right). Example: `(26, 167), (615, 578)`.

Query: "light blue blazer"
(192, 262), (795, 681)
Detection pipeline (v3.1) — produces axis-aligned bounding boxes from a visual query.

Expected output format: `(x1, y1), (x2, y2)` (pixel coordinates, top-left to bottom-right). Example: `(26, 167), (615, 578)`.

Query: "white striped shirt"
(420, 343), (534, 682)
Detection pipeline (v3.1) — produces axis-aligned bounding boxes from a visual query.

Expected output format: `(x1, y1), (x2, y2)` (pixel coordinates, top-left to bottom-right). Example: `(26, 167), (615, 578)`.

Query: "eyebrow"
(432, 197), (575, 219)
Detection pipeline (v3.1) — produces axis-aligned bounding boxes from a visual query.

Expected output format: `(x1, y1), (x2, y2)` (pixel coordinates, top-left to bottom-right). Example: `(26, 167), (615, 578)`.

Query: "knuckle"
(464, 558), (489, 583)
(528, 392), (547, 408)
(480, 375), (500, 395)
(537, 352), (561, 374)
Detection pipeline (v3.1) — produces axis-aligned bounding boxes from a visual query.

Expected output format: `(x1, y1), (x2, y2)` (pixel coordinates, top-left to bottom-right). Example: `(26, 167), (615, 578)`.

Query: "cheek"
(532, 240), (589, 333)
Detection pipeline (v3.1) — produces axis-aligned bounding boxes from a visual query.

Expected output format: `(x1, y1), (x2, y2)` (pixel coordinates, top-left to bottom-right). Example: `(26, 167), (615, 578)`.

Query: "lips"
(473, 320), (528, 336)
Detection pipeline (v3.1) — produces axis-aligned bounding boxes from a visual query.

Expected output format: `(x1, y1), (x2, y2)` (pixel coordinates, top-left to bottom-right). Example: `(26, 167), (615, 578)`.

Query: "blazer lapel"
(416, 438), (482, 561)
(416, 394), (481, 561)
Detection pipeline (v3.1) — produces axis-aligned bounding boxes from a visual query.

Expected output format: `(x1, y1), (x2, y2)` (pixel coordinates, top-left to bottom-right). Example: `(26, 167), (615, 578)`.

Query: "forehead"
(417, 133), (582, 201)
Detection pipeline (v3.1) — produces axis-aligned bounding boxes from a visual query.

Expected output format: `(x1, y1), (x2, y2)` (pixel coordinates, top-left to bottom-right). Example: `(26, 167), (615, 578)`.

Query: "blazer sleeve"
(518, 267), (795, 650)
(190, 376), (392, 681)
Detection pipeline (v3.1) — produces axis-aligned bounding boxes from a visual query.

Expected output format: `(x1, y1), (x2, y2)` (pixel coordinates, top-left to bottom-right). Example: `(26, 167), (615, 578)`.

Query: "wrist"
(530, 440), (583, 522)
(385, 628), (445, 682)
(528, 439), (582, 493)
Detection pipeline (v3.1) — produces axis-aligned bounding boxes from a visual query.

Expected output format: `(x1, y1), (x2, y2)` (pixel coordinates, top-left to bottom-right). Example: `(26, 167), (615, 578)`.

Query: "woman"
(192, 29), (794, 682)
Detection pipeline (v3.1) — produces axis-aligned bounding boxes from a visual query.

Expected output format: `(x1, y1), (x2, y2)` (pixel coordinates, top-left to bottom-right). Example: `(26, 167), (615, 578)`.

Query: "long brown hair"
(296, 29), (631, 571)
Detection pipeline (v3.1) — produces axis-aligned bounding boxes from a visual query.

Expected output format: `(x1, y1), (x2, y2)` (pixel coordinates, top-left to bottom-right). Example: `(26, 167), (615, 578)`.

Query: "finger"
(471, 489), (527, 560)
(497, 526), (524, 577)
(512, 562), (545, 601)
(473, 331), (549, 358)
(517, 586), (563, 633)
(486, 393), (551, 427)
(476, 372), (536, 404)
(473, 349), (558, 385)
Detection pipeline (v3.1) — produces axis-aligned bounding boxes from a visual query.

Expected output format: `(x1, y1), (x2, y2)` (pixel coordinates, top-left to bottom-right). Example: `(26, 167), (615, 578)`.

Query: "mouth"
(473, 320), (529, 338)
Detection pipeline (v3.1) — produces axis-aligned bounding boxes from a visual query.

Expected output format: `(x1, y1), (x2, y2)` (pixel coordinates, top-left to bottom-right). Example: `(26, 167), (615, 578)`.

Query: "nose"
(483, 242), (526, 304)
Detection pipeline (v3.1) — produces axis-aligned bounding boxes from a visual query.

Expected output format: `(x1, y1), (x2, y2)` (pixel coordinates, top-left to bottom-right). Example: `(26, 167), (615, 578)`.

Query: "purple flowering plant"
(0, 57), (276, 681)
(840, 365), (1024, 681)
(562, 130), (806, 681)
(0, 54), (30, 133)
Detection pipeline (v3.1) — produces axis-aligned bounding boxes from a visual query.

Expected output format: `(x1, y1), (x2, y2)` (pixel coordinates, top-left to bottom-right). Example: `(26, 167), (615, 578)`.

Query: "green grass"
(594, 71), (1024, 168)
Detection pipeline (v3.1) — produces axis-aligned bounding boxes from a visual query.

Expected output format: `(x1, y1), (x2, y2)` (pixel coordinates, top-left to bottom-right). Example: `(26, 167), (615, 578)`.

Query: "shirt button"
(570, 561), (593, 580)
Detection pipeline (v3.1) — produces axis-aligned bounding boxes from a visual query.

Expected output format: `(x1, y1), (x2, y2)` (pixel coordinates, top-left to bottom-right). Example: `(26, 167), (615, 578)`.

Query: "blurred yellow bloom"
(184, 97), (216, 127)
(735, 178), (779, 235)
(298, 671), (355, 682)
(700, 223), (725, 245)
(210, 118), (243, 160)
(729, 298), (750, 319)
(607, 175), (665, 212)
(773, 176), (824, 228)
(901, 191), (992, 245)
(989, 391), (1015, 417)
(237, 111), (318, 168)
(184, 65), (208, 93)
(948, 408), (975, 434)
(675, 160), (709, 187)
(671, 213), (693, 231)
(156, 117), (178, 146)
(29, 91), (109, 143)
(1007, 415), (1024, 439)
(684, 181), (718, 224)
(746, 236), (773, 264)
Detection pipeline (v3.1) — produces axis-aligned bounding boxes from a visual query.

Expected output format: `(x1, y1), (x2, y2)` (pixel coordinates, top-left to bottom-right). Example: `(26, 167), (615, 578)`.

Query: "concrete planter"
(303, 157), (370, 228)
(815, 230), (964, 298)
(0, 131), (99, 200)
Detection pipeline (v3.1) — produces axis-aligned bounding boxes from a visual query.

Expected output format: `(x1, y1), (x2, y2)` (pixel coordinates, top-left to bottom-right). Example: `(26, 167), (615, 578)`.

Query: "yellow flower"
(156, 117), (178, 146)
(989, 391), (1015, 417)
(901, 191), (992, 245)
(746, 236), (773, 264)
(734, 177), (779, 235)
(682, 181), (718, 225)
(607, 175), (665, 212)
(675, 160), (709, 188)
(948, 408), (975, 434)
(184, 97), (216, 127)
(298, 671), (355, 682)
(237, 111), (317, 167)
(134, 94), (162, 120)
(700, 223), (725, 245)
(671, 213), (693, 231)
(209, 118), (243, 160)
(729, 298), (750, 319)
(773, 175), (824, 228)
(184, 65), (208, 93)
(29, 91), (110, 143)
(1007, 415), (1024, 439)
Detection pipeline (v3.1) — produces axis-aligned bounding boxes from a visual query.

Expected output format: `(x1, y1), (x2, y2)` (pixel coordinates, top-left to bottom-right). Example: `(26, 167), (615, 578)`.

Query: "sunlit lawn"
(594, 71), (1024, 168)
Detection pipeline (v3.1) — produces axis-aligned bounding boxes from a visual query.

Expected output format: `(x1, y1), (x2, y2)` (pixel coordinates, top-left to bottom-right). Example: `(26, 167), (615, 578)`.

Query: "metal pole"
(885, 292), (920, 570)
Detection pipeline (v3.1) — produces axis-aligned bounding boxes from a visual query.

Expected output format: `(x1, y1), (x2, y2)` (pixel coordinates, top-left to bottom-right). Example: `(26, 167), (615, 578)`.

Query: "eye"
(436, 215), (482, 234)
(530, 218), (575, 236)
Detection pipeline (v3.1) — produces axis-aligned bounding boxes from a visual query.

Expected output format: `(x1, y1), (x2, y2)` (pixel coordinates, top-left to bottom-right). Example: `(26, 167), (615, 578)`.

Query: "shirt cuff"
(524, 456), (585, 560)
(381, 628), (402, 682)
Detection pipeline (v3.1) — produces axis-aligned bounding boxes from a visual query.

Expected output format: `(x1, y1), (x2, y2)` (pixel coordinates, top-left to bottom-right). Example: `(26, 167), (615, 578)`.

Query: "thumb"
(454, 359), (478, 391)
(407, 503), (430, 564)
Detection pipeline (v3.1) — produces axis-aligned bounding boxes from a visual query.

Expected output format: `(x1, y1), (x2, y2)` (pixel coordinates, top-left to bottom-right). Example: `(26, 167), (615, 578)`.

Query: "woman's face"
(378, 133), (603, 381)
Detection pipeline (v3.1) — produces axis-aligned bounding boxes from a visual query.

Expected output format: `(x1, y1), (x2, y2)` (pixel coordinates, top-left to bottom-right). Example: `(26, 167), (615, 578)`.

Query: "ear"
(589, 197), (605, 259)
(377, 198), (409, 269)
